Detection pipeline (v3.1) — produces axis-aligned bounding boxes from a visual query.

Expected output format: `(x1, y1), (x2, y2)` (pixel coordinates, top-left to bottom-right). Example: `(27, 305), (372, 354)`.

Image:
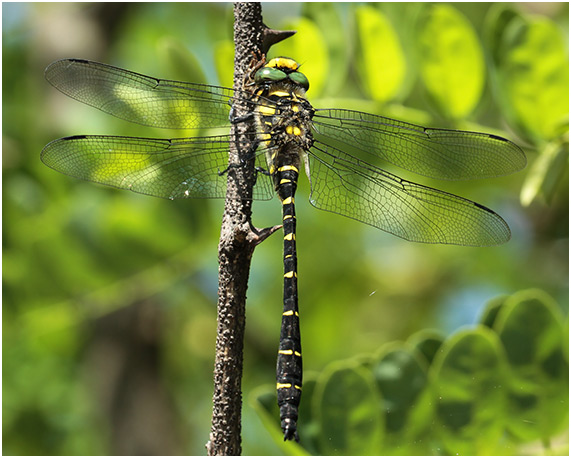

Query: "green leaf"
(314, 361), (383, 455)
(417, 4), (485, 118)
(495, 289), (569, 442)
(269, 17), (329, 98)
(356, 5), (406, 103)
(489, 9), (569, 141)
(431, 327), (507, 455)
(372, 345), (428, 433)
(376, 3), (426, 99)
(520, 140), (569, 206)
(407, 329), (445, 365)
(371, 344), (432, 454)
(483, 5), (520, 66)
(480, 294), (510, 328)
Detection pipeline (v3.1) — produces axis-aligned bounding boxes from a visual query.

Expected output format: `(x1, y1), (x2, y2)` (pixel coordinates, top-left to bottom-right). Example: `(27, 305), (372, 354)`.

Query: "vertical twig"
(207, 3), (263, 456)
(207, 3), (297, 455)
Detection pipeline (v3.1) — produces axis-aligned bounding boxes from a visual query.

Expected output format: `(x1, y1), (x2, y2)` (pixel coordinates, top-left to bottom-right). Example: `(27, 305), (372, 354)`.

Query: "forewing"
(45, 59), (236, 130)
(308, 142), (511, 246)
(41, 135), (274, 200)
(313, 108), (526, 180)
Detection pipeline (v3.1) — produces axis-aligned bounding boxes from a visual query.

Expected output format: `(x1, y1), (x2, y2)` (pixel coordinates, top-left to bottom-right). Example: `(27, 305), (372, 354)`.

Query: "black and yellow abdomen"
(275, 163), (302, 441)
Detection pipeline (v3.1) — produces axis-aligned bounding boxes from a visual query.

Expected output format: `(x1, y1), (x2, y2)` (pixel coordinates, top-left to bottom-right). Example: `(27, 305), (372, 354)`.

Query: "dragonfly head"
(255, 57), (309, 91)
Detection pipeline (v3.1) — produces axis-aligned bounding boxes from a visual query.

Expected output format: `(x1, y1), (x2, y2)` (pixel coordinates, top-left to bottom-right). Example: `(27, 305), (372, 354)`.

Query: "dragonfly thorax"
(254, 84), (314, 194)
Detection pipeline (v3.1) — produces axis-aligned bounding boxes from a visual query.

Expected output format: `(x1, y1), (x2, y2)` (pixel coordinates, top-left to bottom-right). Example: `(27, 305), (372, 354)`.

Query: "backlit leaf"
(356, 5), (406, 103)
(417, 5), (485, 118)
(494, 15), (569, 141)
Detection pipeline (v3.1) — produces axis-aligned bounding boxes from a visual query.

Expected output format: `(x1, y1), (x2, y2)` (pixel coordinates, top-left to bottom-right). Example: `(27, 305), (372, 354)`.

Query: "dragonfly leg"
(229, 106), (255, 124)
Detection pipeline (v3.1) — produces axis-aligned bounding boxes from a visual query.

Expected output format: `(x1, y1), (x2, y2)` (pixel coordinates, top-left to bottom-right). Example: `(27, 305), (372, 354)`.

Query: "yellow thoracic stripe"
(269, 90), (290, 98)
(258, 104), (276, 116)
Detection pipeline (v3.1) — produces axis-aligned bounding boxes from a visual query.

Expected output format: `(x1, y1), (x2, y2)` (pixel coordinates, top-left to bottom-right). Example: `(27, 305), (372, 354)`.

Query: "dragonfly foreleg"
(229, 106), (255, 124)
(218, 136), (262, 176)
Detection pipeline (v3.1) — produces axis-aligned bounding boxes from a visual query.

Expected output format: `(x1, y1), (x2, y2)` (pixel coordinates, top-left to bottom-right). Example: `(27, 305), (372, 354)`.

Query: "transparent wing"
(45, 59), (240, 129)
(308, 142), (511, 246)
(312, 108), (526, 180)
(41, 134), (274, 200)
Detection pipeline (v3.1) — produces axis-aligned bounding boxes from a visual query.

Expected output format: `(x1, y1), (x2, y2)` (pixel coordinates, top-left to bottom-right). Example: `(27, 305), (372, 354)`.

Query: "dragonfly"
(41, 57), (526, 441)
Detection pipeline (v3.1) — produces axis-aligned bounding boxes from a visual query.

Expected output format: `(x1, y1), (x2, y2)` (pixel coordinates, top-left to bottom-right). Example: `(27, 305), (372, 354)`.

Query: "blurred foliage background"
(2, 2), (568, 455)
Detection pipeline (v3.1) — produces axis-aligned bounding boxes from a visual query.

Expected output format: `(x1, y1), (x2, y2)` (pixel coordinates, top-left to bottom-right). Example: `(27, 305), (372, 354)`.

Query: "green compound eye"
(255, 67), (287, 83)
(289, 71), (309, 90)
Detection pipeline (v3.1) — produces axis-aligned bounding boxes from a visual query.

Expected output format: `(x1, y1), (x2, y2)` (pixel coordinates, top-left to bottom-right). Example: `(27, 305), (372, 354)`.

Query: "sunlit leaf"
(494, 15), (569, 141)
(375, 3), (425, 98)
(356, 5), (406, 103)
(417, 4), (485, 118)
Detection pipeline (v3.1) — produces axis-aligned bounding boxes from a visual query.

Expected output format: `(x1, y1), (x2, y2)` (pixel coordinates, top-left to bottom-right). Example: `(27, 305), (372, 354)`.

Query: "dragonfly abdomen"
(275, 163), (302, 442)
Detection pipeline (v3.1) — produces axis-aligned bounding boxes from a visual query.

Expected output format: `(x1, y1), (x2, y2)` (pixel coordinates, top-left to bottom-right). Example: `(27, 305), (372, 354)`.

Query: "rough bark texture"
(207, 3), (263, 456)
(207, 3), (296, 454)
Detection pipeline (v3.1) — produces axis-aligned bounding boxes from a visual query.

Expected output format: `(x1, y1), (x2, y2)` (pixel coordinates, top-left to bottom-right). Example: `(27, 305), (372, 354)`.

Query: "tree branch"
(207, 3), (263, 456)
(206, 4), (297, 454)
